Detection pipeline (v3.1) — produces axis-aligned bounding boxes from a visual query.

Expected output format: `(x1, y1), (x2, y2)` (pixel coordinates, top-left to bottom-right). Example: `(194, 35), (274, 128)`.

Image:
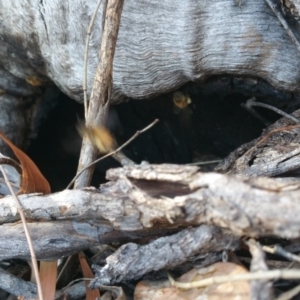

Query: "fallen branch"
(2, 165), (300, 260)
(75, 0), (124, 188)
(91, 225), (238, 286)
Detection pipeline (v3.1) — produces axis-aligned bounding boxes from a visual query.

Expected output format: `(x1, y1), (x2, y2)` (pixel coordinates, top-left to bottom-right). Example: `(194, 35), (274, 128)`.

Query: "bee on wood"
(172, 90), (192, 115)
(77, 123), (117, 154)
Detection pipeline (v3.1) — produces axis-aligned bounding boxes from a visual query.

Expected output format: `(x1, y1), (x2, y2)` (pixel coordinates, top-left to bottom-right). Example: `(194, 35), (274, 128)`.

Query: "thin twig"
(0, 165), (43, 300)
(67, 118), (159, 189)
(264, 0), (300, 53)
(167, 269), (300, 289)
(83, 0), (104, 120)
(245, 97), (300, 124)
(276, 283), (300, 300)
(241, 102), (271, 126)
(263, 245), (300, 263)
(186, 159), (222, 166)
(56, 256), (73, 284)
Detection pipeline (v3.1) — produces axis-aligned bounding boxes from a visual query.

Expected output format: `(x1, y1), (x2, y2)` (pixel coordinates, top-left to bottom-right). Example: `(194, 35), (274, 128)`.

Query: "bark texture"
(1, 0), (300, 103)
(1, 164), (300, 260)
(216, 108), (300, 176)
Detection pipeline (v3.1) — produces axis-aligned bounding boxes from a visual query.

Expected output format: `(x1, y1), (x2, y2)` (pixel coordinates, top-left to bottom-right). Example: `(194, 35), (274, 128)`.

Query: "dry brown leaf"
(0, 131), (51, 194)
(39, 260), (57, 300)
(135, 262), (250, 300)
(78, 251), (101, 299)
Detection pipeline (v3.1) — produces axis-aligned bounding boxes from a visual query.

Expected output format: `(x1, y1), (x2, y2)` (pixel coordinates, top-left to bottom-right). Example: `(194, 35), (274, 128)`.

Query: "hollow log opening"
(27, 76), (299, 191)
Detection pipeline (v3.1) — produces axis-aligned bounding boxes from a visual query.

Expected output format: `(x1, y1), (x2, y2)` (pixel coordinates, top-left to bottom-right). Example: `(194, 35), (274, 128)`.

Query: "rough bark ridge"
(2, 163), (300, 261)
(1, 0), (300, 103)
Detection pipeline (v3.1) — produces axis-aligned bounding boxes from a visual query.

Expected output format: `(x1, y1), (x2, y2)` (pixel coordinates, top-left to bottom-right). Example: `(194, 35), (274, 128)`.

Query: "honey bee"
(77, 123), (117, 154)
(172, 90), (192, 115)
(25, 75), (48, 86)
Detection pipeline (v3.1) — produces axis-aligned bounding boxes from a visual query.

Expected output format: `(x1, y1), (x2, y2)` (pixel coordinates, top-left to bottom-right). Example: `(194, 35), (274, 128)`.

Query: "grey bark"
(0, 268), (37, 300)
(91, 225), (239, 286)
(75, 0), (124, 188)
(2, 164), (300, 259)
(1, 0), (300, 103)
(216, 108), (300, 176)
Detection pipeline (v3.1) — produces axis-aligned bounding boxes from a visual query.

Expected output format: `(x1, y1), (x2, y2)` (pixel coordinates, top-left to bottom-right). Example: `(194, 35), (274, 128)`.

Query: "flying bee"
(172, 90), (192, 115)
(77, 123), (117, 154)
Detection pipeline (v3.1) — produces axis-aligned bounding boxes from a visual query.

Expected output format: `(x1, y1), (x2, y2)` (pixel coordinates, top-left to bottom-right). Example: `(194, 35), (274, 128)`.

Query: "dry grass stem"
(0, 165), (43, 300)
(167, 269), (300, 289)
(75, 0), (124, 188)
(56, 256), (72, 284)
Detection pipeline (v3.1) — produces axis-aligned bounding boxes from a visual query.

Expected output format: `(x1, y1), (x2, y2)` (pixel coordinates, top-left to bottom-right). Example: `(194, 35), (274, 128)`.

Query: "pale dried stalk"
(0, 165), (43, 300)
(168, 269), (300, 289)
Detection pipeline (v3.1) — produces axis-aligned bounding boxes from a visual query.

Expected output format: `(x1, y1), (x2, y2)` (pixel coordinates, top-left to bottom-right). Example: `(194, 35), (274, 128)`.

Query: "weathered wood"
(216, 108), (300, 176)
(91, 225), (239, 286)
(0, 267), (86, 300)
(1, 0), (300, 103)
(0, 219), (182, 260)
(75, 0), (124, 188)
(2, 164), (300, 260)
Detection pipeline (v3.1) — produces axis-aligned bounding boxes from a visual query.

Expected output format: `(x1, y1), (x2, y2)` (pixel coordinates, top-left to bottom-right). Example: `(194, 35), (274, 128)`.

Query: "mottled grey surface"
(1, 0), (300, 103)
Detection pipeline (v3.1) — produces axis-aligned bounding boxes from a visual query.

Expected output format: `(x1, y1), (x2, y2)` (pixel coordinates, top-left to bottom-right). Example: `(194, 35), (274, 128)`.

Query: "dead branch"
(90, 225), (238, 286)
(0, 267), (37, 299)
(0, 218), (181, 260)
(75, 0), (124, 188)
(216, 108), (300, 176)
(2, 164), (300, 260)
(0, 267), (86, 300)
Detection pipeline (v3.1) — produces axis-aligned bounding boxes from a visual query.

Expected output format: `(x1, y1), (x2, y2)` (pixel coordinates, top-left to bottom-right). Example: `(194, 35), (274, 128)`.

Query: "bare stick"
(263, 245), (300, 263)
(67, 118), (159, 189)
(186, 159), (222, 166)
(245, 97), (300, 124)
(168, 269), (300, 289)
(264, 0), (300, 54)
(0, 165), (43, 300)
(83, 0), (103, 119)
(276, 284), (300, 300)
(241, 102), (271, 126)
(75, 0), (124, 189)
